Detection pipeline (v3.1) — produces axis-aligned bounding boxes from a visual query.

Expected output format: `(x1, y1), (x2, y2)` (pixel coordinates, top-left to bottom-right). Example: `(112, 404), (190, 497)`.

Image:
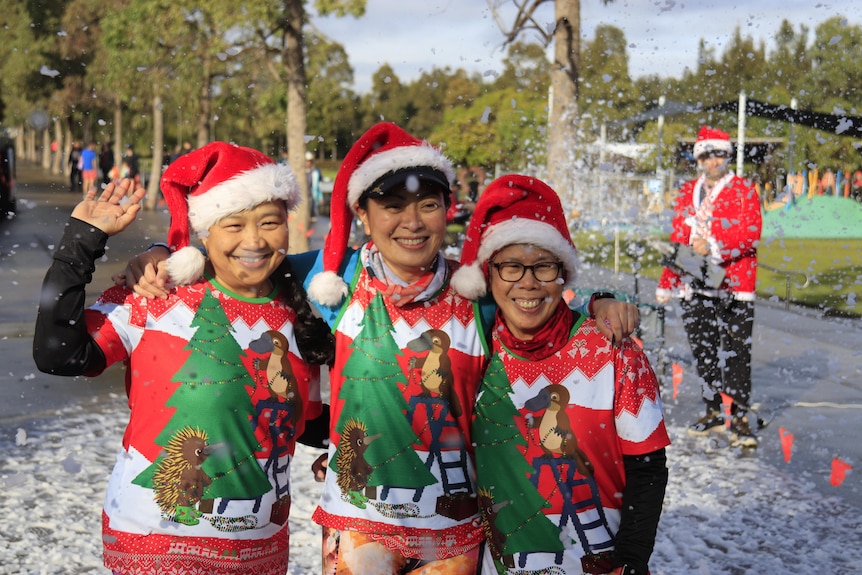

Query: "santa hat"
(692, 126), (733, 159)
(451, 174), (578, 300)
(307, 122), (454, 306)
(160, 141), (300, 286)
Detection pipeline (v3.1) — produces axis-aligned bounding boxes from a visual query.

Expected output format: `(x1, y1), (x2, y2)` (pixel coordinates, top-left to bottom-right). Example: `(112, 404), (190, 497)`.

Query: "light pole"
(788, 98), (798, 175)
(656, 96), (665, 175)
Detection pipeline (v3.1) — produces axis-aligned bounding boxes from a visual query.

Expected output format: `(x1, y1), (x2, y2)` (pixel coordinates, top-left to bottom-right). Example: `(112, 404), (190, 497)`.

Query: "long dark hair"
(272, 258), (335, 366)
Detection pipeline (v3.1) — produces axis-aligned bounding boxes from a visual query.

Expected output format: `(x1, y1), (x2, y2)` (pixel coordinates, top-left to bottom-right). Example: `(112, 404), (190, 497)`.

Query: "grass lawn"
(573, 230), (862, 317)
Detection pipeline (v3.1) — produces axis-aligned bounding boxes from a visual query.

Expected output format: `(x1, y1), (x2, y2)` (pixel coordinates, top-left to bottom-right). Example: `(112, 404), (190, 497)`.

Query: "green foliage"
(581, 24), (639, 131)
(314, 0), (366, 19)
(573, 230), (862, 317)
(306, 32), (361, 158)
(5, 1), (862, 183)
(758, 237), (862, 316)
(430, 41), (549, 171)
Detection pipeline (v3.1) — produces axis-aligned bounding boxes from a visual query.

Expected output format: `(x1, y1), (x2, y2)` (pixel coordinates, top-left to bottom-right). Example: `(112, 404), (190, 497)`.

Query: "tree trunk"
(26, 126), (37, 162)
(15, 124), (25, 160)
(41, 130), (52, 170)
(197, 54), (212, 148)
(285, 0), (310, 254)
(146, 86), (165, 210)
(547, 0), (580, 207)
(52, 118), (64, 175)
(113, 97), (123, 172)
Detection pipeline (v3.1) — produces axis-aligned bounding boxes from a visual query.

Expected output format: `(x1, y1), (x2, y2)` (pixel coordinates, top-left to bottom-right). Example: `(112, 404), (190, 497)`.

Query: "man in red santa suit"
(656, 126), (762, 448)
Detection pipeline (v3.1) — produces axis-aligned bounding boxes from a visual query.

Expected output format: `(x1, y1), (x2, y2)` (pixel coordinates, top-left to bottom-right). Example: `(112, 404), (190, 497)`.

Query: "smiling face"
(489, 244), (565, 341)
(200, 200), (289, 298)
(355, 185), (447, 283)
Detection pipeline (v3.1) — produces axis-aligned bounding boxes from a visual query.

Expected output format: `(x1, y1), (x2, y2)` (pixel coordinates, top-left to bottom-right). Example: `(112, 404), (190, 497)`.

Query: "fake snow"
(1, 393), (860, 574)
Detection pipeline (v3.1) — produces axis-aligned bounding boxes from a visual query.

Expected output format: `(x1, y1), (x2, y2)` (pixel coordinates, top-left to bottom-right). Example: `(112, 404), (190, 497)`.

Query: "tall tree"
(802, 16), (862, 166)
(580, 24), (638, 133)
(432, 42), (549, 173)
(489, 0), (579, 197)
(488, 0), (612, 210)
(102, 0), (243, 208)
(362, 64), (410, 127)
(249, 0), (366, 253)
(306, 33), (360, 160)
(404, 67), (481, 139)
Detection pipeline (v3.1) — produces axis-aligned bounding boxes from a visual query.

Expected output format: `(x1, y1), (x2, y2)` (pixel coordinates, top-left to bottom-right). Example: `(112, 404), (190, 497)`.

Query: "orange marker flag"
(779, 427), (794, 463)
(671, 363), (683, 399)
(830, 458), (853, 487)
(720, 393), (733, 429)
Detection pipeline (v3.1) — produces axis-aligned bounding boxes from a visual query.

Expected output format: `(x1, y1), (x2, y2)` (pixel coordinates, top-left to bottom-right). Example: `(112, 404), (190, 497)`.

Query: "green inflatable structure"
(762, 196), (862, 239)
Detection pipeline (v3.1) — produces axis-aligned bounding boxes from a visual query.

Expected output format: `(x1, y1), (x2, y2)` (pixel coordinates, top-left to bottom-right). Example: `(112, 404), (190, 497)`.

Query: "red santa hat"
(307, 122), (455, 306)
(693, 126), (733, 159)
(451, 174), (578, 300)
(160, 141), (300, 286)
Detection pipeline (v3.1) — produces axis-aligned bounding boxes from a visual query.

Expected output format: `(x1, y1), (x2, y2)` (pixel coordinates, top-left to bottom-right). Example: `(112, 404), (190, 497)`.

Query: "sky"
(310, 0), (862, 94)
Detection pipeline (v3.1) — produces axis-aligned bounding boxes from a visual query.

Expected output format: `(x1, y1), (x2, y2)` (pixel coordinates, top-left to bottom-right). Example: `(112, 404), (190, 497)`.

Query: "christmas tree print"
(332, 292), (435, 494)
(473, 352), (563, 569)
(134, 287), (271, 503)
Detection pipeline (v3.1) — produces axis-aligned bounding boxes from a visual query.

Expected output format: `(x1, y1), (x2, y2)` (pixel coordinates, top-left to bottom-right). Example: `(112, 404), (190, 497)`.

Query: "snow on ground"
(2, 393), (860, 575)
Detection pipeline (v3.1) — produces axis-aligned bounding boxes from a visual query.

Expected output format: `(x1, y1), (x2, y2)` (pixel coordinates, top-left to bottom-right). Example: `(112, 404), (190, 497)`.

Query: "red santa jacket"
(657, 173), (762, 301)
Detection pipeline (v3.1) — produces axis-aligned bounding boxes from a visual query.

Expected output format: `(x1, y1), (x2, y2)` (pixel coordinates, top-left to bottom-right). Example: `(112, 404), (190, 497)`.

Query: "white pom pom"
(307, 270), (349, 306)
(450, 263), (488, 300)
(165, 246), (206, 286)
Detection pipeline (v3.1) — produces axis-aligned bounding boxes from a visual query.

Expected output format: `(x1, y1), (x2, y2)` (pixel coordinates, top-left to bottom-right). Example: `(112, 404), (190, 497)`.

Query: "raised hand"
(70, 179), (146, 236)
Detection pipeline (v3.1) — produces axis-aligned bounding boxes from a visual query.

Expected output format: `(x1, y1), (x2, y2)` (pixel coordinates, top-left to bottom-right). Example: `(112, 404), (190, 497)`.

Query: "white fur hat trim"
(693, 138), (733, 159)
(187, 163), (300, 234)
(346, 143), (454, 210)
(165, 246), (207, 287)
(451, 218), (578, 299)
(307, 270), (349, 307)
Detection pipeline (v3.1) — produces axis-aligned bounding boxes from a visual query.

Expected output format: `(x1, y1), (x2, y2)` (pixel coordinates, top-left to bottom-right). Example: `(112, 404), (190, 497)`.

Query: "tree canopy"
(3, 2), (862, 203)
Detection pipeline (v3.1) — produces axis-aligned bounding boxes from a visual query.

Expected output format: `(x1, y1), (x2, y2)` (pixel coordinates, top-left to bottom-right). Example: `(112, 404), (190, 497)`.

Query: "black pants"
(70, 168), (82, 192)
(680, 294), (754, 415)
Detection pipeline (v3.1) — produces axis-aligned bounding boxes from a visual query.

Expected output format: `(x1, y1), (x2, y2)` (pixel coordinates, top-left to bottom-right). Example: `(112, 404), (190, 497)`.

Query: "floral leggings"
(334, 530), (479, 575)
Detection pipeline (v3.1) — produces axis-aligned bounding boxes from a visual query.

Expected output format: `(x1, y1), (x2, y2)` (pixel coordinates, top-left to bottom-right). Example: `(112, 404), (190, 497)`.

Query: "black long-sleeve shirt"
(614, 448), (669, 574)
(33, 217), (109, 376)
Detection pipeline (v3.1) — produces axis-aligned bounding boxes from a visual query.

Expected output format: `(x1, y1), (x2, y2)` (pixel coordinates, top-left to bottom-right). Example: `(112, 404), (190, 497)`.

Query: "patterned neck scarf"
(692, 172), (733, 242)
(362, 243), (448, 307)
(494, 300), (574, 360)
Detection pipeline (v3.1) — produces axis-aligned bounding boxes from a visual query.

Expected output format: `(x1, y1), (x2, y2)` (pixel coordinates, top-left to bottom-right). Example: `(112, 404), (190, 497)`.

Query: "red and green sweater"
(310, 248), (487, 560)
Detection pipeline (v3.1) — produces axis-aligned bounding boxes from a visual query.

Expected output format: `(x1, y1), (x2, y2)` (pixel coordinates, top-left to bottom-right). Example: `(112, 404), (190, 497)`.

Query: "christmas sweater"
(309, 249), (487, 559)
(86, 276), (321, 575)
(473, 314), (670, 574)
(657, 173), (762, 301)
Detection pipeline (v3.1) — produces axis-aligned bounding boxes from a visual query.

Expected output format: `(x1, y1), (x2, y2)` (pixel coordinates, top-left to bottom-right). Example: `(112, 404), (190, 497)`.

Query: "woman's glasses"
(490, 261), (562, 282)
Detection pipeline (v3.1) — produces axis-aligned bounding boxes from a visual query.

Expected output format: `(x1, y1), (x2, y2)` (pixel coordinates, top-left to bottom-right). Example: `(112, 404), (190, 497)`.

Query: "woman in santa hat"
(33, 142), (331, 575)
(451, 174), (669, 575)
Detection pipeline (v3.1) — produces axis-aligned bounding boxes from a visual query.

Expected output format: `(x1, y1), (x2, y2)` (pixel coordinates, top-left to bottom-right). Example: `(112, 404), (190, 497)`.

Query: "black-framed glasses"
(490, 261), (562, 282)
